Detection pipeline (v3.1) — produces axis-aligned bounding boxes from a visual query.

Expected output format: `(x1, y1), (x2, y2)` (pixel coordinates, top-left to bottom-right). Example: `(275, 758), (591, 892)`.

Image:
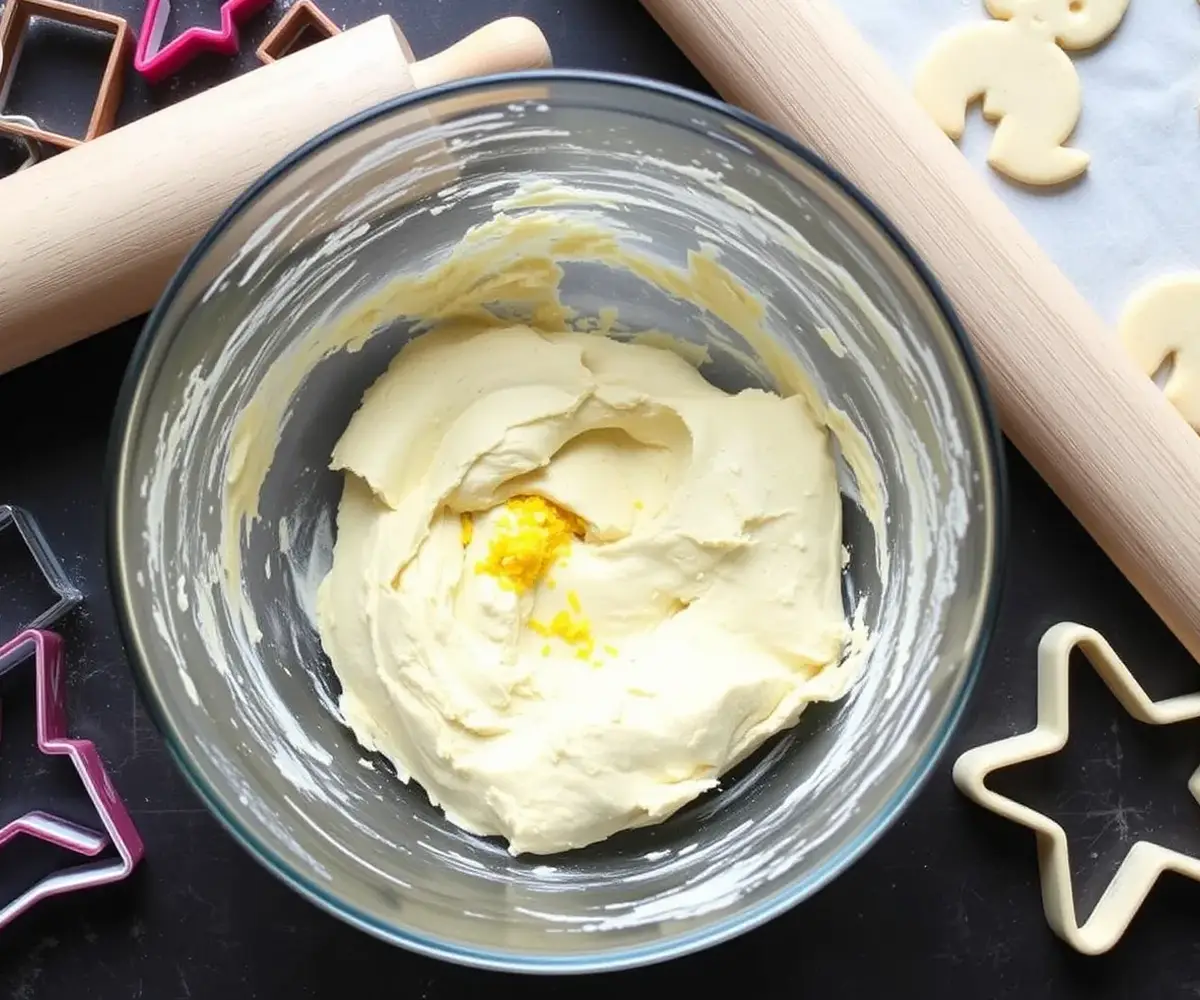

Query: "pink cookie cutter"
(0, 629), (144, 930)
(134, 0), (271, 84)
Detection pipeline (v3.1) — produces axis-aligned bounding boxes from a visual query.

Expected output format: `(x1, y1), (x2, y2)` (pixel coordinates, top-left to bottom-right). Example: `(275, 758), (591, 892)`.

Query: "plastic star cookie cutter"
(953, 621), (1200, 955)
(134, 0), (271, 84)
(0, 629), (145, 930)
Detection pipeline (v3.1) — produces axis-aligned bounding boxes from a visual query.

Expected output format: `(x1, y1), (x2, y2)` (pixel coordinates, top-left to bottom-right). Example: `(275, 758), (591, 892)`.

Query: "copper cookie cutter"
(954, 622), (1200, 955)
(256, 0), (340, 64)
(0, 0), (132, 154)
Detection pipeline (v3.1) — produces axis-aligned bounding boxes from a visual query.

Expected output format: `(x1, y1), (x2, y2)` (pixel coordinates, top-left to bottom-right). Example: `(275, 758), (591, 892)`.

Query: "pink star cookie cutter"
(0, 629), (144, 931)
(133, 0), (271, 84)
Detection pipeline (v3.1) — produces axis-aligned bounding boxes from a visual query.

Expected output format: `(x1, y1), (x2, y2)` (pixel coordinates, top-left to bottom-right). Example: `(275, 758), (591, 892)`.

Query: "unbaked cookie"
(1118, 274), (1200, 432)
(914, 0), (1130, 186)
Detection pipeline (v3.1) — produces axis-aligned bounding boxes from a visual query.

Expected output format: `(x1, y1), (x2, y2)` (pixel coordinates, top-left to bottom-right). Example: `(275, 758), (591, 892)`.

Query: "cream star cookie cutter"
(953, 621), (1200, 955)
(913, 0), (1130, 185)
(1118, 273), (1200, 432)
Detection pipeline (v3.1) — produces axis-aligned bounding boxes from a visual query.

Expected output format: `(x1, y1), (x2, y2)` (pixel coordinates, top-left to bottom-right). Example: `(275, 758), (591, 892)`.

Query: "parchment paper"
(839, 0), (1200, 327)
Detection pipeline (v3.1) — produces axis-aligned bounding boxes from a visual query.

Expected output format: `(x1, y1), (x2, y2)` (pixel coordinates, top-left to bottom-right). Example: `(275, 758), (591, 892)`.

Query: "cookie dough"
(1118, 274), (1200, 431)
(914, 0), (1129, 185)
(316, 324), (855, 855)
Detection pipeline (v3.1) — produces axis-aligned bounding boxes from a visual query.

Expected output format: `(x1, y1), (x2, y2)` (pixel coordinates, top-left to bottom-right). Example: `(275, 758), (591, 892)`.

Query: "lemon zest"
(475, 496), (584, 592)
(529, 608), (595, 660)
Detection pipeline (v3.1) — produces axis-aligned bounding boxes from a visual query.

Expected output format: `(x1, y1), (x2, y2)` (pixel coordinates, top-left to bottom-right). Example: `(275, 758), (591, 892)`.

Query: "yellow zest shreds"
(529, 610), (595, 660)
(460, 512), (474, 546)
(474, 495), (585, 593)
(567, 590), (582, 614)
(633, 500), (644, 511)
(529, 606), (620, 663)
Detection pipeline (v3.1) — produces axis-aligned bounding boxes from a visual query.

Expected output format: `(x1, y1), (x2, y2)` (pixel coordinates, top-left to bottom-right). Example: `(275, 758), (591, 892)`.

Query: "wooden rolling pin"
(642, 0), (1200, 663)
(0, 15), (550, 374)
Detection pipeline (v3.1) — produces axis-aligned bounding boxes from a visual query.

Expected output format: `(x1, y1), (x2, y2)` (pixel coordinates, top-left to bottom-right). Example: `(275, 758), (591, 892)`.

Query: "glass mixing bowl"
(107, 72), (1005, 973)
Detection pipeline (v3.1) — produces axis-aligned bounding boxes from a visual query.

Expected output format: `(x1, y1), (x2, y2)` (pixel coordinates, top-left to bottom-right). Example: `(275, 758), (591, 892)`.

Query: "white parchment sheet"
(838, 0), (1200, 327)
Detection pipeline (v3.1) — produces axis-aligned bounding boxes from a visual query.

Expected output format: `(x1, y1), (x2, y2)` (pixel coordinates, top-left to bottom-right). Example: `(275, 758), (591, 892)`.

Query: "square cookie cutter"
(0, 504), (82, 634)
(255, 0), (340, 64)
(134, 0), (271, 84)
(954, 621), (1200, 955)
(0, 0), (132, 152)
(0, 629), (144, 930)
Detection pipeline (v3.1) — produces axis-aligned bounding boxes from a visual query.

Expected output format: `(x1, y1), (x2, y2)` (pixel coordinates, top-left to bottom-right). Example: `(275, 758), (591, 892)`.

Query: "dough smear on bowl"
(316, 321), (857, 855)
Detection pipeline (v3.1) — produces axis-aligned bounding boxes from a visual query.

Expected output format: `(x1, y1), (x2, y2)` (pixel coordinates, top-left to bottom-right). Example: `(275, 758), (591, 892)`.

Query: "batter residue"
(316, 322), (853, 855)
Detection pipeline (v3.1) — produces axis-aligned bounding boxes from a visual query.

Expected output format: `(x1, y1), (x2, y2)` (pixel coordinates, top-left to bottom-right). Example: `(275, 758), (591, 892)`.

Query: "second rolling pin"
(0, 15), (551, 375)
(641, 0), (1200, 664)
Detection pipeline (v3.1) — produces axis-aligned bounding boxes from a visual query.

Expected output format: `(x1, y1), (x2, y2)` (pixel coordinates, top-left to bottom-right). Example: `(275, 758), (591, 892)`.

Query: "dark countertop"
(2, 1), (1199, 996)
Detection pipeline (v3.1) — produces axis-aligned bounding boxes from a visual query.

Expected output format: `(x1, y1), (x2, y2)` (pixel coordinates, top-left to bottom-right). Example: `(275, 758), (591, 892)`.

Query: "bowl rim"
(105, 68), (1009, 975)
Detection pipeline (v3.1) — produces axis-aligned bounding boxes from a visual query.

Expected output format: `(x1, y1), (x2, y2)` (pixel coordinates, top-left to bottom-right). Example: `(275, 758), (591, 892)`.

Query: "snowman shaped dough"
(914, 0), (1129, 185)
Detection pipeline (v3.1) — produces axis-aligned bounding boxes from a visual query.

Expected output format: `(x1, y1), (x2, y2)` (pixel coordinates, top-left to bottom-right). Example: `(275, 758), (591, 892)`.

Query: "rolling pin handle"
(409, 17), (553, 90)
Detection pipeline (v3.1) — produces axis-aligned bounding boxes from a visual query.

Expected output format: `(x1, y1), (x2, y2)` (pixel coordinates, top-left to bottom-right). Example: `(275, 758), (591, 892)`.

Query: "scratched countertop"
(1, 0), (1199, 997)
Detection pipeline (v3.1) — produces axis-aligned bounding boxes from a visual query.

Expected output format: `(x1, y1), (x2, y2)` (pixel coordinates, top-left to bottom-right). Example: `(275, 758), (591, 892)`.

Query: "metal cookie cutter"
(0, 629), (144, 930)
(134, 0), (272, 84)
(0, 504), (82, 632)
(0, 0), (132, 152)
(255, 0), (340, 64)
(954, 622), (1200, 955)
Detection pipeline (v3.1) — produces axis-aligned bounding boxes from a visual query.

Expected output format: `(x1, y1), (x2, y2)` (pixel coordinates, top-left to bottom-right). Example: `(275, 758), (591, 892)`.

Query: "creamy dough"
(316, 323), (854, 855)
(1119, 273), (1200, 431)
(220, 197), (882, 855)
(913, 0), (1129, 186)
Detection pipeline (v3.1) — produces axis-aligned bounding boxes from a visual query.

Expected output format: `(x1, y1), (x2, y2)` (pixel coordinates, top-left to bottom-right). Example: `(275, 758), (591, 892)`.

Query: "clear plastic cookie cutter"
(0, 504), (82, 634)
(954, 622), (1200, 955)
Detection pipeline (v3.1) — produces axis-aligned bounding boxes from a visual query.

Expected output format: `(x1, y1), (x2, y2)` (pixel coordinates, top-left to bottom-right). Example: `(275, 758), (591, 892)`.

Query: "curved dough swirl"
(316, 324), (855, 855)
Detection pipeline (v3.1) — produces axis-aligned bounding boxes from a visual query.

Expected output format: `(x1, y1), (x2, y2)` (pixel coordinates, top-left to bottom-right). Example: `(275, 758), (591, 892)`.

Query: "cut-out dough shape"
(954, 622), (1200, 956)
(1118, 274), (1200, 432)
(914, 0), (1130, 185)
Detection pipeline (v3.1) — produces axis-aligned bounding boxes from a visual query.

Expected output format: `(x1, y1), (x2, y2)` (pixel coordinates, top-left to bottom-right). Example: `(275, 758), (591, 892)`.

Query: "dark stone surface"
(0, 0), (1198, 996)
